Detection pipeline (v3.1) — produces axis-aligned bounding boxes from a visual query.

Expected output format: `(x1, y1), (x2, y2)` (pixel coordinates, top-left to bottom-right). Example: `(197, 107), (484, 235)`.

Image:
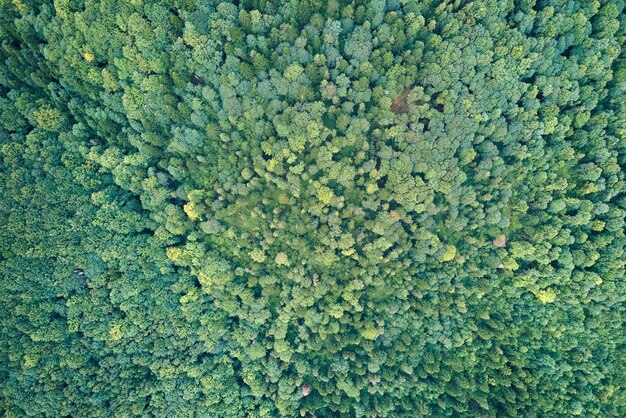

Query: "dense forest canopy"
(1, 0), (625, 416)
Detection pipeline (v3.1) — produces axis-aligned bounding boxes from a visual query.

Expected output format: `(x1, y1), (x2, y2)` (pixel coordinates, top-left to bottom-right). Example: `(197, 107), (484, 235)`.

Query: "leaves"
(1, 0), (625, 417)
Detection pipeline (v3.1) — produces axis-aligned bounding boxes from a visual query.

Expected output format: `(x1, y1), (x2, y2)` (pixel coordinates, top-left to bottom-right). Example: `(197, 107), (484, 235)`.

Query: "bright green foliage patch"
(1, 0), (625, 416)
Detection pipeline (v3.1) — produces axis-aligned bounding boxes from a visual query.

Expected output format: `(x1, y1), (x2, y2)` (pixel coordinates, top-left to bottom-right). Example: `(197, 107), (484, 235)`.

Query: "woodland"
(1, 0), (625, 416)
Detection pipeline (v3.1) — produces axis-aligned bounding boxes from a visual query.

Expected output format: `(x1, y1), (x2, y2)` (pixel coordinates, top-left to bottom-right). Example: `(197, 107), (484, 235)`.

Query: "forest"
(1, 0), (625, 416)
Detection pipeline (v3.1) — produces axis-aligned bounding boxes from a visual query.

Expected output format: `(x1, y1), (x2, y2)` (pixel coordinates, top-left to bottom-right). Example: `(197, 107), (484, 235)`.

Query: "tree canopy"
(1, 0), (625, 416)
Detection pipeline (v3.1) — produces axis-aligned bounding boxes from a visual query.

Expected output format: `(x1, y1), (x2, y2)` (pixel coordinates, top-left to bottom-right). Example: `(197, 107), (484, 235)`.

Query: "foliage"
(1, 0), (625, 416)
